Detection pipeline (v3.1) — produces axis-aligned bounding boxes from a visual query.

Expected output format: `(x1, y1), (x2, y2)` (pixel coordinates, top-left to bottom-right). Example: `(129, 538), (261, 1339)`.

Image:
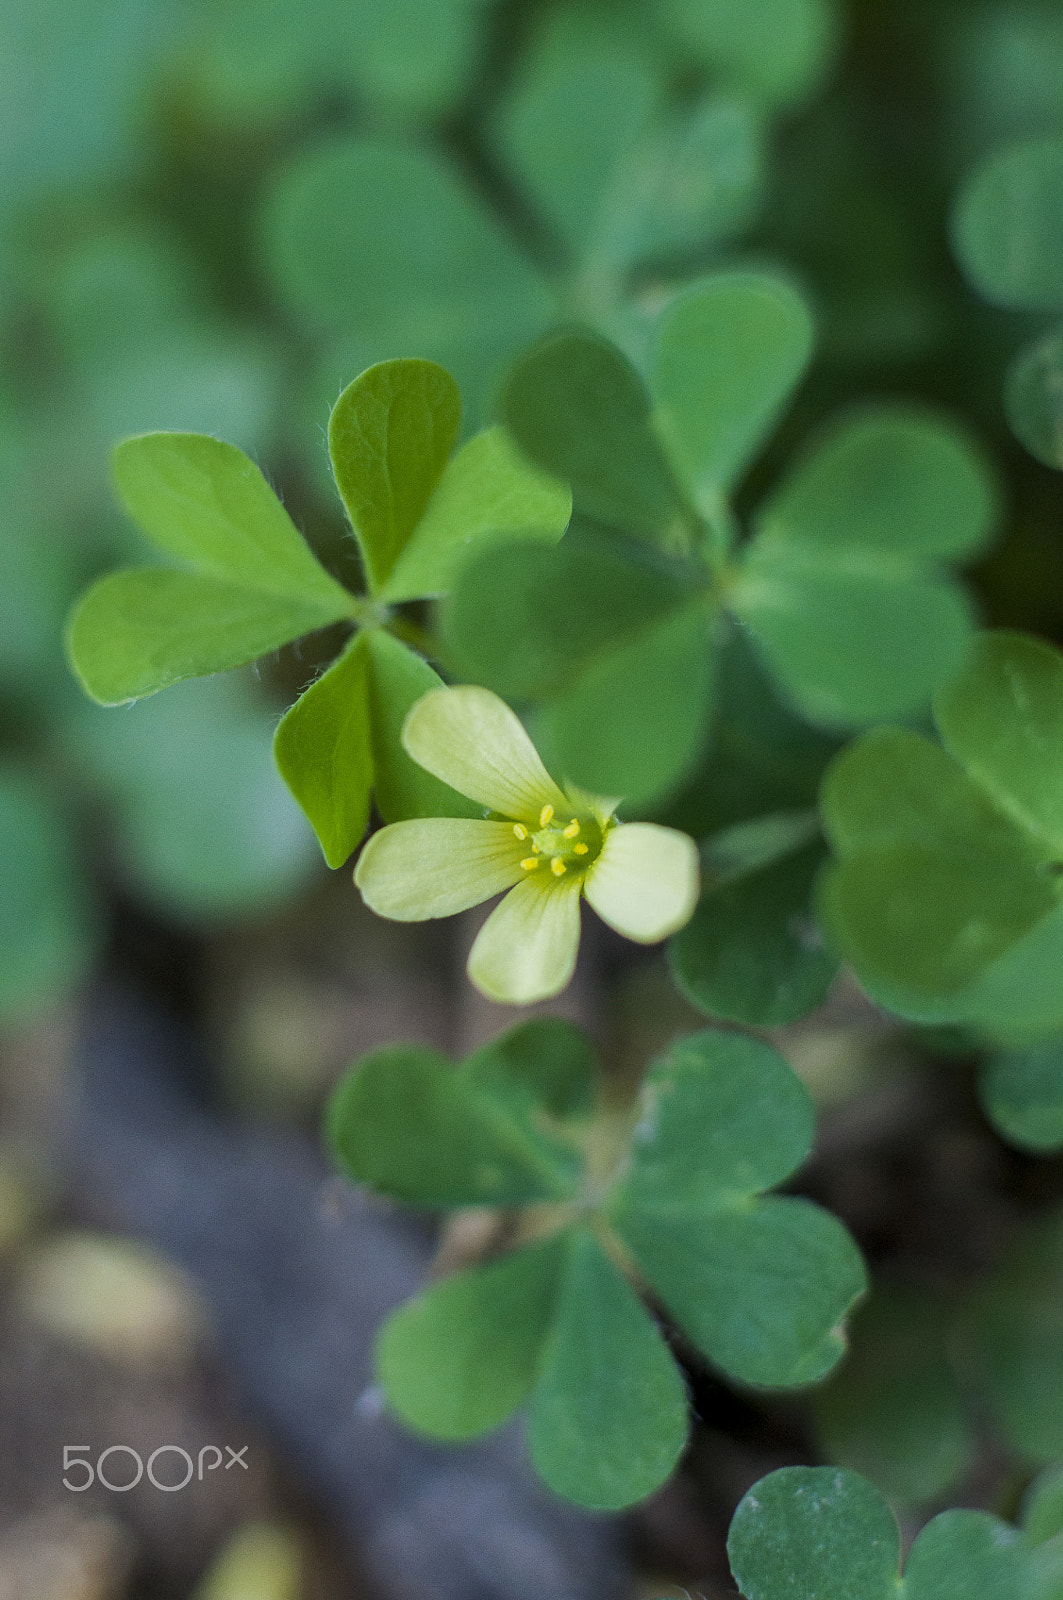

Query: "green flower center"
(514, 804), (607, 880)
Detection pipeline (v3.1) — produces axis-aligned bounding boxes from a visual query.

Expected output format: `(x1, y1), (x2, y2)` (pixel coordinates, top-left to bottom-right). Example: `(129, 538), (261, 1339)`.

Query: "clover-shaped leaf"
(494, 7), (764, 290)
(727, 1467), (1033, 1600)
(66, 360), (570, 869)
(328, 1020), (864, 1508)
(821, 631), (1063, 1030)
(450, 271), (812, 799)
(452, 274), (990, 804)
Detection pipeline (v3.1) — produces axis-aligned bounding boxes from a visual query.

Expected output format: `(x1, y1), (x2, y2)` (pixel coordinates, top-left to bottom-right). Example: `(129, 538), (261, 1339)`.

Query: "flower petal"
(467, 873), (583, 1004)
(403, 686), (569, 825)
(355, 819), (523, 920)
(583, 822), (699, 943)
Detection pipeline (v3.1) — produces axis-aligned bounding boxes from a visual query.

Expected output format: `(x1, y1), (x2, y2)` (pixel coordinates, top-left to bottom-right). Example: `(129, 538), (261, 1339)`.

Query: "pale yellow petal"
(583, 822), (699, 943)
(467, 872), (583, 1004)
(402, 686), (569, 825)
(355, 819), (523, 921)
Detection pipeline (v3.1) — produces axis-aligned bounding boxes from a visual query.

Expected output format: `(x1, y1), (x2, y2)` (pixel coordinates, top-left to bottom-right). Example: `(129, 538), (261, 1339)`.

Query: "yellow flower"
(354, 685), (700, 1004)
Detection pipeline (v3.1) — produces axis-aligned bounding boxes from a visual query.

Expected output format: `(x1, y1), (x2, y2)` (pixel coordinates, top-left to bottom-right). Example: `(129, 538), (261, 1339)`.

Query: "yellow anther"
(562, 819), (580, 839)
(573, 842), (589, 856)
(550, 856), (566, 876)
(539, 804), (555, 827)
(521, 857), (541, 871)
(513, 823), (529, 841)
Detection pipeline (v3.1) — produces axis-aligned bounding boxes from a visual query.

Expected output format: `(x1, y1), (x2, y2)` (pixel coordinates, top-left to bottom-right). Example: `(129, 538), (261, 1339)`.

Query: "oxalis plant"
(62, 264), (1063, 1555)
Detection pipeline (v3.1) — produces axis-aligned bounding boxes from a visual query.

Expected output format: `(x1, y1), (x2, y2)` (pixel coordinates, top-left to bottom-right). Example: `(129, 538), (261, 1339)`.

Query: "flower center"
(514, 804), (604, 878)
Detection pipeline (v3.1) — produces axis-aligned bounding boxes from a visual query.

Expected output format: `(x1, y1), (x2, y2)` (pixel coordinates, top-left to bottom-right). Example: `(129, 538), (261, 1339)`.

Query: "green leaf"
(727, 1466), (900, 1600)
(599, 94), (766, 273)
(964, 1210), (1063, 1464)
(66, 568), (345, 705)
(112, 433), (352, 610)
(653, 271), (815, 508)
(1005, 324), (1063, 471)
(533, 596), (714, 801)
(732, 404), (995, 725)
(363, 629), (480, 824)
(669, 838), (837, 1027)
(820, 727), (1056, 997)
(812, 1288), (975, 1507)
(612, 1029), (815, 1213)
(903, 1510), (1029, 1600)
(953, 135), (1063, 312)
(981, 1039), (1063, 1153)
(935, 632), (1063, 858)
(0, 767), (100, 1024)
(733, 553), (976, 725)
(259, 136), (552, 406)
(607, 1030), (863, 1388)
(493, 9), (660, 264)
(729, 1468), (1033, 1600)
(528, 1230), (688, 1510)
(499, 330), (688, 544)
(464, 1017), (596, 1127)
(273, 636), (372, 869)
(327, 360), (461, 594)
(935, 899), (1063, 1042)
(380, 426), (571, 603)
(618, 1194), (865, 1387)
(753, 404), (998, 561)
(327, 1041), (583, 1208)
(656, 0), (841, 109)
(376, 1235), (566, 1440)
(443, 521), (698, 702)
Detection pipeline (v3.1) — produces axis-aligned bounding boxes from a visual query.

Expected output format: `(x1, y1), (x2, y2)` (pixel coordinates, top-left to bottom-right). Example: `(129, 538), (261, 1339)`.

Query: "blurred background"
(4, 0), (1063, 1595)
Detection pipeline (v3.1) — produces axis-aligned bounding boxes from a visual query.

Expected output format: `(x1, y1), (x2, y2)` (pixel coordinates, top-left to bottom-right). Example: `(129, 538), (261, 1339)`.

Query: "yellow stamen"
(521, 857), (541, 871)
(539, 804), (555, 827)
(513, 823), (528, 840)
(562, 819), (580, 838)
(550, 857), (566, 876)
(573, 842), (589, 856)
